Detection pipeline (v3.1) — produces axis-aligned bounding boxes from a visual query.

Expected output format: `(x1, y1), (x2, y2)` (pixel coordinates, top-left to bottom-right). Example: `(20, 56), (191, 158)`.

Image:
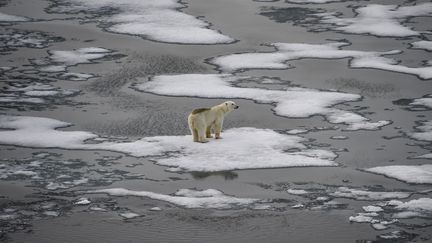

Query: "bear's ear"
(225, 103), (228, 106)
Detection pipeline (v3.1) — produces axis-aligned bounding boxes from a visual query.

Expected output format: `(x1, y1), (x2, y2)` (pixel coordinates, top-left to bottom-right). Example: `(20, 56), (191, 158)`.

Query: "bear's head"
(224, 101), (239, 112)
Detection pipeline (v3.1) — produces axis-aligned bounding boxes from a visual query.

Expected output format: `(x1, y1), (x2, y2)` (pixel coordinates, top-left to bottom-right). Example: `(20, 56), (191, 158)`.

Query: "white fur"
(188, 101), (239, 143)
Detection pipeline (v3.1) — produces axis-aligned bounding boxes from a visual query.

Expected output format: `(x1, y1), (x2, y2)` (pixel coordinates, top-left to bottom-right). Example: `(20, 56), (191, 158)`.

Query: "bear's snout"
(234, 105), (239, 109)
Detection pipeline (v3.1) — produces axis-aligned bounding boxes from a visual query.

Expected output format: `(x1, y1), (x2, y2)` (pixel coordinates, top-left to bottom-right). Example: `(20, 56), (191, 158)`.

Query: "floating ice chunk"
(0, 12), (29, 22)
(89, 206), (107, 212)
(43, 211), (60, 217)
(391, 198), (432, 212)
(12, 170), (38, 177)
(318, 3), (432, 37)
(330, 187), (411, 200)
(363, 205), (383, 212)
(411, 41), (432, 51)
(286, 129), (308, 134)
(49, 0), (234, 44)
(292, 204), (305, 209)
(149, 207), (162, 211)
(349, 214), (375, 223)
(330, 135), (348, 140)
(211, 42), (432, 79)
(0, 96), (44, 104)
(413, 153), (432, 159)
(392, 211), (422, 219)
(74, 198), (91, 205)
(135, 74), (389, 130)
(409, 121), (432, 141)
(39, 65), (67, 73)
(410, 97), (432, 109)
(364, 164), (432, 184)
(87, 188), (263, 209)
(46, 182), (69, 190)
(0, 115), (98, 149)
(286, 0), (345, 3)
(0, 115), (338, 172)
(59, 72), (95, 81)
(287, 189), (309, 195)
(49, 48), (111, 66)
(119, 212), (140, 219)
(24, 90), (60, 97)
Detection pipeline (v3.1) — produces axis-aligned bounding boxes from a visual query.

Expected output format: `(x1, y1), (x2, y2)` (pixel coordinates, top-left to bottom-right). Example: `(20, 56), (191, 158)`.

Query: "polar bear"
(188, 101), (239, 143)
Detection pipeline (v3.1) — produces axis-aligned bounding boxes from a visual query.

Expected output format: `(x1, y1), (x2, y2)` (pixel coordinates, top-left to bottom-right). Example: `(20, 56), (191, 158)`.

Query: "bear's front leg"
(215, 122), (222, 139)
(206, 125), (213, 138)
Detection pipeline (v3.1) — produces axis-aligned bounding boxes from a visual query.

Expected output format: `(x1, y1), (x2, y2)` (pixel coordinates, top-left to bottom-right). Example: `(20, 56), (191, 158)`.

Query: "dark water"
(0, 0), (431, 242)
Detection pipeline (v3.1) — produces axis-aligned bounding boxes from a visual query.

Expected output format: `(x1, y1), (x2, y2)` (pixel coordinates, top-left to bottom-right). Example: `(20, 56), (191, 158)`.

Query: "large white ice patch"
(49, 0), (234, 44)
(86, 188), (265, 209)
(317, 3), (432, 37)
(364, 165), (432, 184)
(135, 74), (390, 130)
(0, 115), (338, 172)
(211, 42), (432, 80)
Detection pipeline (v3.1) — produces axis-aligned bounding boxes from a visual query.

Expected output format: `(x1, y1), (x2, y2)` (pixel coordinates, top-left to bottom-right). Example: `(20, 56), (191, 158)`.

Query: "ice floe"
(410, 97), (432, 109)
(330, 187), (411, 201)
(411, 41), (432, 51)
(119, 212), (140, 219)
(0, 115), (338, 172)
(0, 12), (29, 22)
(317, 3), (432, 37)
(364, 165), (432, 184)
(0, 30), (64, 52)
(40, 47), (112, 72)
(0, 82), (79, 107)
(409, 120), (432, 142)
(135, 74), (390, 130)
(286, 0), (345, 3)
(74, 198), (91, 205)
(48, 0), (234, 44)
(86, 188), (264, 209)
(388, 198), (432, 218)
(211, 42), (432, 79)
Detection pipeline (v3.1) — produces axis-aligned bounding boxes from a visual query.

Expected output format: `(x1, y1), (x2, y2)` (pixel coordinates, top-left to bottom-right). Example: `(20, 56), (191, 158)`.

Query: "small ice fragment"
(149, 207), (162, 211)
(119, 212), (140, 219)
(74, 198), (91, 205)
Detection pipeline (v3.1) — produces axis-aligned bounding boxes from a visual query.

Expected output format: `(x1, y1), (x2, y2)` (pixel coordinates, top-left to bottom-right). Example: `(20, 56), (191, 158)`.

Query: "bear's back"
(191, 108), (211, 115)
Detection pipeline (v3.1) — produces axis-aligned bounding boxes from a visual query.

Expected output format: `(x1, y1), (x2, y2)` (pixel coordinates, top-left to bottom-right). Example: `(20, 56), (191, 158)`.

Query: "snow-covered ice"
(409, 121), (432, 142)
(286, 0), (345, 3)
(36, 47), (112, 74)
(410, 97), (432, 109)
(74, 198), (91, 205)
(0, 115), (338, 172)
(49, 0), (234, 44)
(317, 3), (432, 37)
(363, 205), (383, 212)
(0, 12), (29, 22)
(119, 212), (140, 219)
(390, 198), (432, 212)
(411, 41), (432, 51)
(135, 74), (390, 130)
(287, 189), (309, 195)
(48, 48), (111, 67)
(211, 42), (432, 79)
(86, 188), (264, 209)
(330, 187), (411, 200)
(364, 164), (432, 184)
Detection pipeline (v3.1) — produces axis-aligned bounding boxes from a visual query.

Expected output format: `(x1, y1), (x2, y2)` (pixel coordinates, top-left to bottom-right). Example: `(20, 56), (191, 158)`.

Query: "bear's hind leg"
(198, 128), (208, 143)
(192, 128), (199, 142)
(206, 125), (213, 138)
